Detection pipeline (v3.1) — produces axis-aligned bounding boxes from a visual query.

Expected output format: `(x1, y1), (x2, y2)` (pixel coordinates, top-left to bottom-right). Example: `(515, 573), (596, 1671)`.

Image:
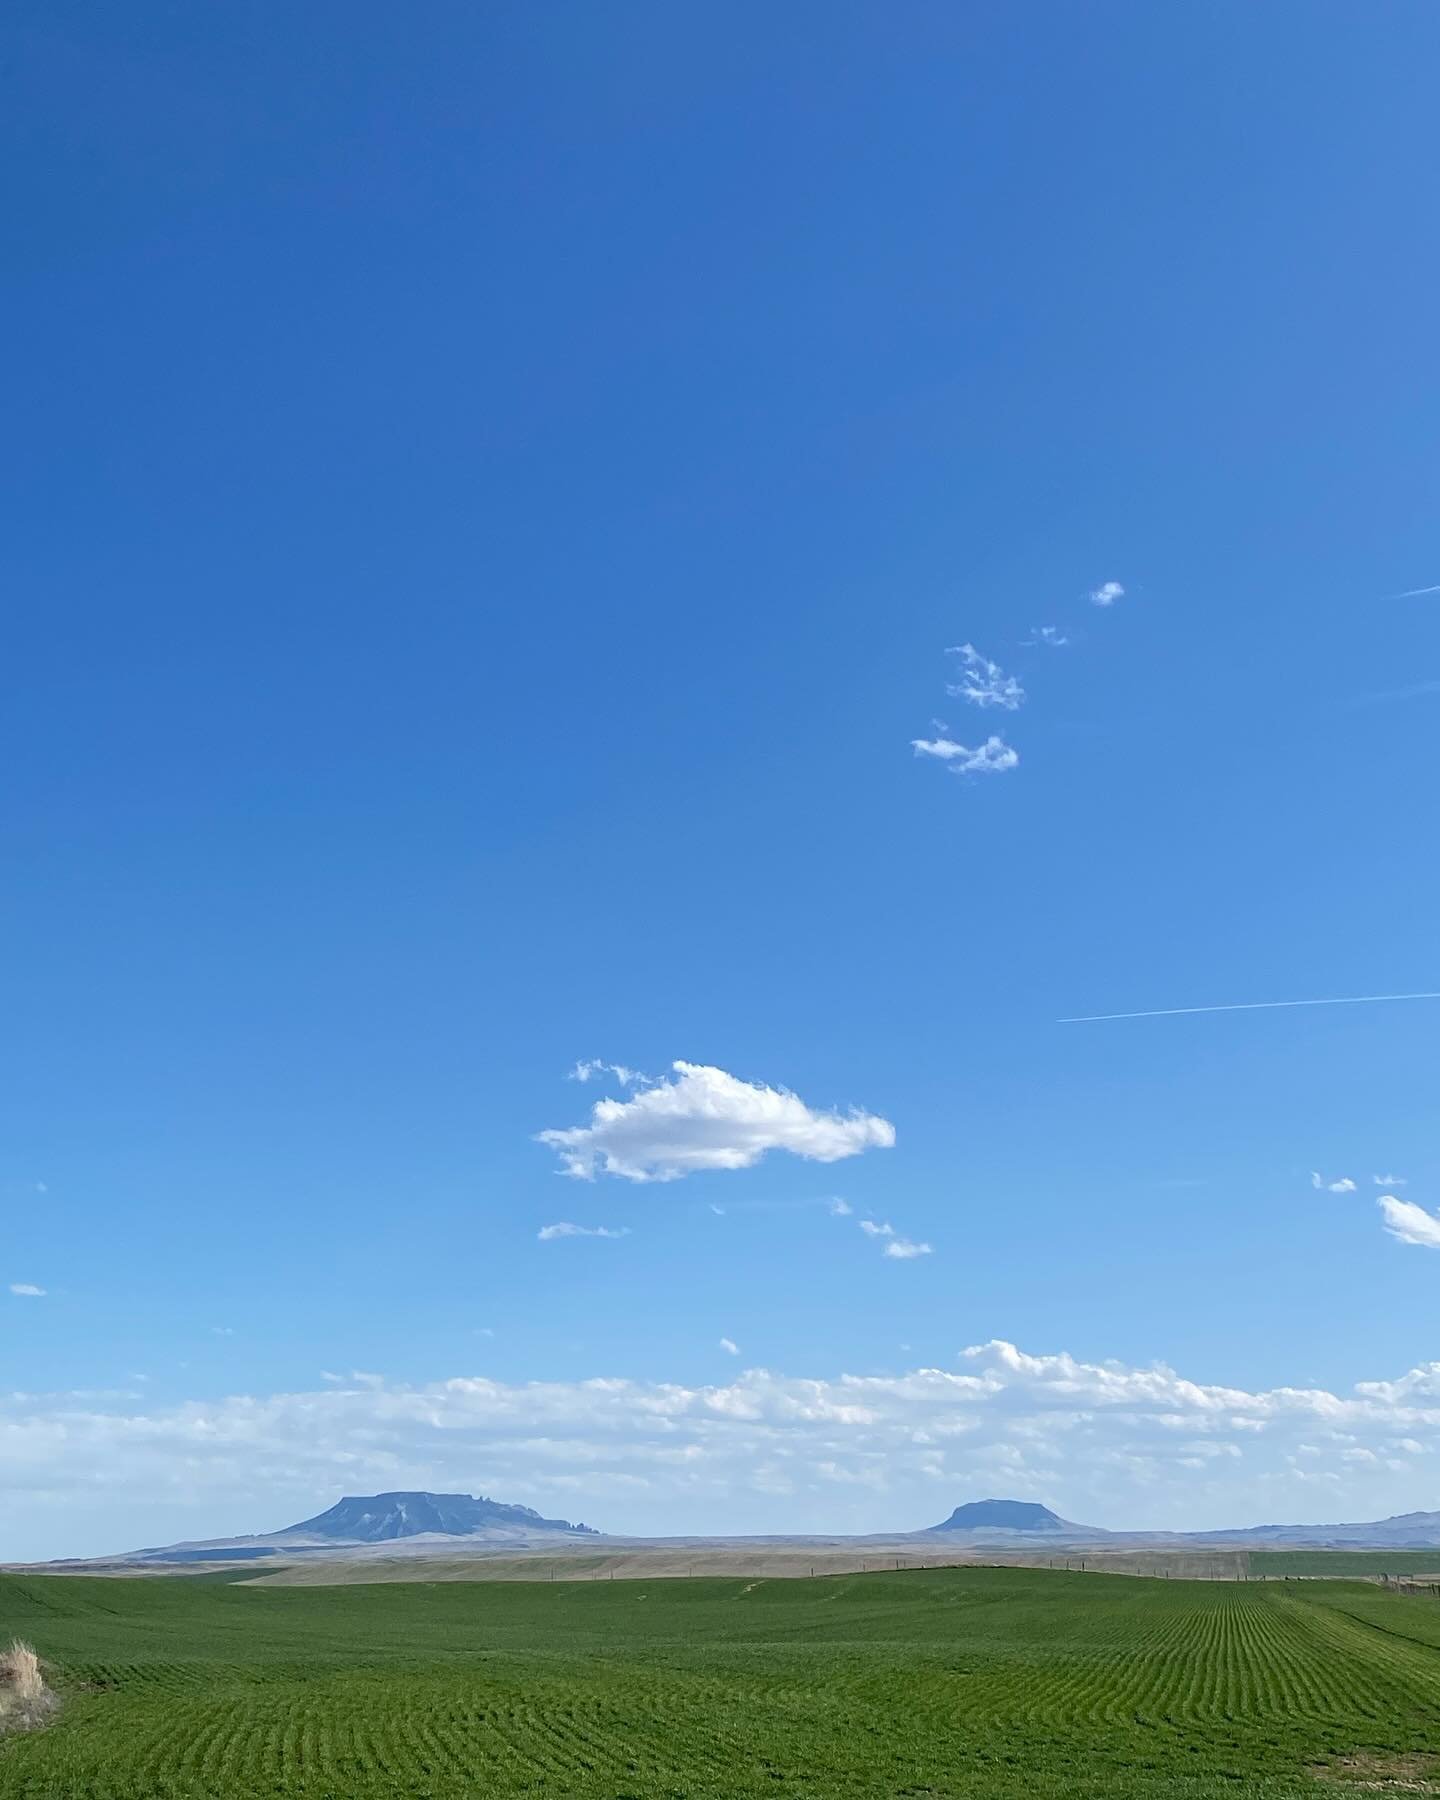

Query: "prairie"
(3, 1563), (1440, 1797)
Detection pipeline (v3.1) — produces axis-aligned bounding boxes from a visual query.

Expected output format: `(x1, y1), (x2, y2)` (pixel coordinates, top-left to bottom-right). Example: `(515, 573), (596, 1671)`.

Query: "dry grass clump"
(0, 1639), (57, 1732)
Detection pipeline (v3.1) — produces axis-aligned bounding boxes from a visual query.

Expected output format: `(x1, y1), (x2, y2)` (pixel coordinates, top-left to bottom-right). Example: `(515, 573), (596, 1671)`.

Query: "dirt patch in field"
(1312, 1752), (1440, 1792)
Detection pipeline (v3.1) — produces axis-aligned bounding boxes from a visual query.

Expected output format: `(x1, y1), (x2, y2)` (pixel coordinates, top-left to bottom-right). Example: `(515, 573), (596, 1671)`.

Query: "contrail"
(1395, 583), (1440, 597)
(1058, 991), (1440, 1024)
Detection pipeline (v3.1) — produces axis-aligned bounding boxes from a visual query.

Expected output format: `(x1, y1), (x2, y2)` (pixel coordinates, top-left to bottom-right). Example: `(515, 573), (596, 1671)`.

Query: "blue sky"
(5, 0), (1440, 1561)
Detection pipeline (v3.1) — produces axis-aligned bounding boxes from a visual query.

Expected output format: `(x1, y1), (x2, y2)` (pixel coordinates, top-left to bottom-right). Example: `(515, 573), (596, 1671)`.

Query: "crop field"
(5, 1565), (1440, 1798)
(1249, 1549), (1440, 1580)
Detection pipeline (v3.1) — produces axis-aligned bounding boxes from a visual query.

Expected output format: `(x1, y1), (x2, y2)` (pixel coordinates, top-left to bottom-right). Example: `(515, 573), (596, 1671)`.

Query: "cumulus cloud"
(537, 1222), (630, 1241)
(9, 1339), (1440, 1561)
(1374, 1174), (1408, 1187)
(718, 1338), (740, 1356)
(537, 1062), (895, 1183)
(1311, 1172), (1357, 1194)
(8, 1283), (45, 1298)
(911, 735), (1019, 775)
(945, 644), (1025, 711)
(1089, 580), (1125, 607)
(858, 1219), (893, 1238)
(1378, 1196), (1440, 1249)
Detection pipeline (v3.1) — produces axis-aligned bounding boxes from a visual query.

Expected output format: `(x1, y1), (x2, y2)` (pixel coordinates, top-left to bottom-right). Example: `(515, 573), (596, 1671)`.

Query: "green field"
(5, 1564), (1440, 1797)
(1249, 1549), (1440, 1579)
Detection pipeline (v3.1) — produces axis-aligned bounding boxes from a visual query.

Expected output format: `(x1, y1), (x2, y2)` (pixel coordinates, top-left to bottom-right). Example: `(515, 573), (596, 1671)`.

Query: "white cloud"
(883, 1238), (933, 1261)
(12, 1339), (1440, 1560)
(8, 1283), (45, 1298)
(911, 735), (1019, 775)
(569, 1060), (641, 1086)
(320, 1371), (344, 1383)
(1378, 1196), (1440, 1249)
(211, 1326), (235, 1337)
(1022, 626), (1069, 648)
(1089, 580), (1125, 607)
(858, 1219), (932, 1260)
(538, 1061), (895, 1183)
(828, 1198), (853, 1217)
(718, 1338), (740, 1356)
(945, 644), (1025, 711)
(537, 1222), (630, 1241)
(1374, 1174), (1408, 1187)
(1311, 1172), (1357, 1194)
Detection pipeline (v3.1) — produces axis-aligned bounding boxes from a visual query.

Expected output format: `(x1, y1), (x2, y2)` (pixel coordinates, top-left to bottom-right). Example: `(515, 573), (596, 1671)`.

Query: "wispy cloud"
(1374, 1174), (1408, 1187)
(858, 1219), (933, 1260)
(1311, 1172), (1357, 1194)
(8, 1283), (45, 1298)
(828, 1198), (853, 1217)
(1089, 580), (1125, 607)
(1348, 680), (1440, 707)
(1021, 625), (1069, 648)
(537, 1221), (630, 1240)
(569, 1059), (642, 1085)
(1394, 583), (1440, 598)
(912, 734), (1019, 775)
(883, 1237), (933, 1260)
(1059, 991), (1440, 1024)
(1379, 1195), (1440, 1249)
(718, 1337), (740, 1356)
(538, 1061), (895, 1183)
(945, 643), (1025, 711)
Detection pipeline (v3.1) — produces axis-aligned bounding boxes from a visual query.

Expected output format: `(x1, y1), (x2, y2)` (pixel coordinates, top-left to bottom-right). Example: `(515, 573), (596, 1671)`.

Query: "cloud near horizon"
(537, 1062), (895, 1182)
(7, 1338), (1440, 1562)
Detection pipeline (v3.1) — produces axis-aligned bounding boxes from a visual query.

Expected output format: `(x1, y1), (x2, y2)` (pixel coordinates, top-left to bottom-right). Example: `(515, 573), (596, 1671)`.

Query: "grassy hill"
(4, 1563), (1440, 1796)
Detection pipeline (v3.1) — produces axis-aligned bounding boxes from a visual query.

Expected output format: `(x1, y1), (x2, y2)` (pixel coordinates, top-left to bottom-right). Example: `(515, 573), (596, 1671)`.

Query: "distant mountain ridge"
(287, 1491), (597, 1543)
(53, 1492), (1440, 1571)
(117, 1490), (599, 1564)
(929, 1500), (1070, 1534)
(921, 1499), (1440, 1550)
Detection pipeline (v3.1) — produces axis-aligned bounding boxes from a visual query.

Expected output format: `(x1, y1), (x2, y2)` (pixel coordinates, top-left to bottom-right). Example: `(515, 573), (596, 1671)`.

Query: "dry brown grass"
(0, 1639), (57, 1732)
(1312, 1752), (1440, 1791)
